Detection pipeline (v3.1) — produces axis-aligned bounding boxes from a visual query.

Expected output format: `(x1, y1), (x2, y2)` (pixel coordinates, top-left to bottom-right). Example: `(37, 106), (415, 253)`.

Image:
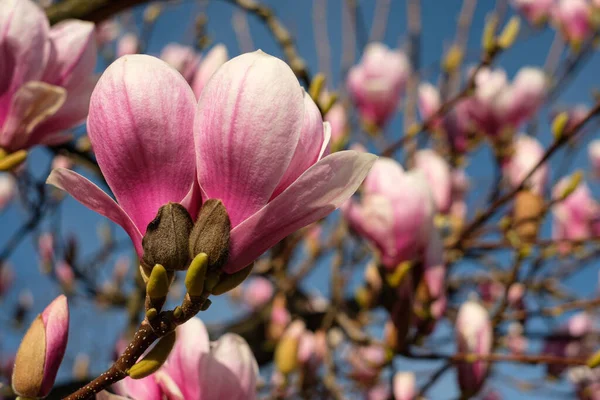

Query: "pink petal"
(113, 376), (162, 400)
(47, 168), (143, 256)
(43, 20), (96, 88)
(88, 55), (197, 233)
(96, 391), (131, 400)
(162, 318), (210, 400)
(40, 295), (69, 396)
(226, 151), (376, 273)
(160, 43), (200, 83)
(363, 157), (405, 196)
(192, 44), (228, 99)
(271, 91), (325, 199)
(154, 371), (184, 400)
(194, 50), (304, 227)
(0, 0), (49, 99)
(0, 81), (66, 151)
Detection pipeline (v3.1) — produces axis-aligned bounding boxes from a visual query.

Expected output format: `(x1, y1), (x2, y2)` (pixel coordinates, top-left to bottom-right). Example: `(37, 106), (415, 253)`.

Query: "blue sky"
(1, 0), (600, 398)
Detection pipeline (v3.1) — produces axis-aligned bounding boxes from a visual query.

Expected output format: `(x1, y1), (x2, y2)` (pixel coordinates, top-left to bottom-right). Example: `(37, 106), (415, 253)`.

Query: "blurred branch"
(45, 0), (154, 24)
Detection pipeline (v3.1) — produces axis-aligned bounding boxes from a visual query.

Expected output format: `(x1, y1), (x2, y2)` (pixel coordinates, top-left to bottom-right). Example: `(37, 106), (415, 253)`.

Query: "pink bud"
(51, 155), (72, 170)
(544, 312), (593, 377)
(507, 323), (528, 355)
(507, 283), (525, 309)
(347, 43), (411, 128)
(160, 43), (201, 83)
(113, 256), (130, 284)
(393, 371), (416, 400)
(552, 0), (593, 46)
(511, 0), (554, 25)
(191, 44), (228, 98)
(116, 33), (139, 57)
(243, 276), (274, 310)
(414, 149), (452, 213)
(324, 103), (348, 149)
(56, 261), (75, 292)
(95, 20), (119, 46)
(12, 295), (69, 398)
(0, 173), (16, 211)
(366, 382), (391, 400)
(502, 135), (548, 195)
(418, 82), (442, 128)
(0, 263), (14, 298)
(589, 140), (600, 178)
(38, 232), (55, 267)
(348, 344), (387, 384)
(455, 300), (492, 396)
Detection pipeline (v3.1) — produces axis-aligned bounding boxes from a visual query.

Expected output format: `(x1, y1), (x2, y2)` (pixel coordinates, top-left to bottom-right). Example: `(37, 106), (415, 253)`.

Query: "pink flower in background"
(324, 103), (348, 150)
(502, 135), (548, 195)
(589, 140), (600, 177)
(160, 43), (201, 83)
(48, 55), (198, 257)
(0, 263), (13, 298)
(347, 344), (387, 384)
(243, 276), (274, 310)
(543, 312), (594, 377)
(343, 158), (436, 269)
(552, 178), (599, 248)
(116, 33), (139, 57)
(393, 371), (416, 400)
(38, 232), (55, 266)
(418, 82), (442, 129)
(466, 67), (546, 138)
(51, 154), (72, 170)
(114, 318), (258, 400)
(0, 0), (97, 152)
(192, 44), (228, 99)
(552, 0), (593, 46)
(194, 51), (376, 273)
(569, 366), (600, 400)
(506, 323), (528, 355)
(347, 42), (411, 128)
(95, 20), (119, 46)
(510, 0), (554, 25)
(56, 260), (75, 292)
(0, 173), (15, 210)
(12, 295), (69, 399)
(366, 382), (391, 400)
(455, 300), (492, 397)
(414, 149), (452, 213)
(450, 168), (470, 223)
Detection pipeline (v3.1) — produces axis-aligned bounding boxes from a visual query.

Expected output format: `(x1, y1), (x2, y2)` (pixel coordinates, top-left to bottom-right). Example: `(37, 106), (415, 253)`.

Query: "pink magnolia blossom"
(502, 135), (548, 195)
(393, 371), (416, 400)
(552, 178), (599, 248)
(51, 154), (72, 170)
(543, 312), (595, 377)
(12, 295), (69, 398)
(160, 43), (201, 83)
(347, 344), (387, 385)
(192, 44), (228, 99)
(0, 0), (97, 152)
(343, 158), (436, 269)
(347, 42), (411, 128)
(243, 276), (274, 310)
(466, 67), (546, 138)
(589, 139), (600, 177)
(49, 51), (375, 276)
(414, 149), (452, 213)
(324, 103), (348, 150)
(0, 173), (15, 210)
(115, 318), (258, 400)
(511, 0), (554, 25)
(56, 260), (75, 292)
(455, 300), (492, 397)
(116, 33), (139, 57)
(552, 0), (593, 46)
(418, 82), (442, 129)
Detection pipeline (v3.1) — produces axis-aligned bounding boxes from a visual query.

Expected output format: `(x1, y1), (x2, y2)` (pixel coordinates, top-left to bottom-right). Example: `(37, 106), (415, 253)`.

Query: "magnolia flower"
(502, 135), (548, 195)
(543, 312), (594, 377)
(393, 372), (416, 400)
(114, 318), (258, 400)
(192, 44), (228, 99)
(0, 173), (15, 210)
(0, 0), (97, 152)
(347, 42), (411, 128)
(49, 51), (374, 276)
(466, 67), (546, 138)
(510, 0), (554, 25)
(116, 33), (139, 57)
(552, 0), (593, 47)
(589, 140), (600, 177)
(243, 276), (274, 310)
(343, 158), (436, 269)
(552, 178), (599, 249)
(160, 43), (201, 83)
(414, 149), (452, 213)
(418, 82), (442, 129)
(455, 300), (492, 397)
(12, 295), (69, 398)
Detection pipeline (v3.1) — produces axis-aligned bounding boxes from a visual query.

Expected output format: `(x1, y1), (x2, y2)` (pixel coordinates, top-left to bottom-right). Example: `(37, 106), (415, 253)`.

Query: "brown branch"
(45, 0), (153, 25)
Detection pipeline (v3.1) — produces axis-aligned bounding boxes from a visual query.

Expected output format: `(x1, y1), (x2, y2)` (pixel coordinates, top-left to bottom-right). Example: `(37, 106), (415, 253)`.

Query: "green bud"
(146, 308), (158, 320)
(211, 263), (254, 295)
(146, 264), (170, 299)
(128, 331), (176, 379)
(552, 112), (569, 140)
(185, 253), (209, 296)
(0, 150), (27, 171)
(482, 14), (499, 53)
(188, 199), (231, 271)
(560, 171), (583, 200)
(142, 203), (193, 271)
(308, 73), (326, 104)
(497, 16), (520, 49)
(587, 349), (600, 368)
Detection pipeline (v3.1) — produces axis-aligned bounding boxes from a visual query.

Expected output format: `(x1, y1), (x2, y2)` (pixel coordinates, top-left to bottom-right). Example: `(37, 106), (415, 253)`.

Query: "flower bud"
(128, 330), (176, 379)
(275, 321), (304, 375)
(12, 295), (69, 398)
(185, 253), (208, 297)
(188, 199), (231, 271)
(512, 189), (544, 243)
(142, 203), (193, 271)
(393, 371), (416, 400)
(0, 173), (15, 211)
(210, 263), (253, 295)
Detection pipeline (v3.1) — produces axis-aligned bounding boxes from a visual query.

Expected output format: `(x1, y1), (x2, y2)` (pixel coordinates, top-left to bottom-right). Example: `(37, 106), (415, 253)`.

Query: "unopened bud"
(443, 45), (463, 73)
(587, 349), (600, 368)
(275, 336), (299, 375)
(552, 112), (569, 140)
(497, 17), (520, 49)
(482, 14), (499, 53)
(513, 190), (544, 243)
(185, 253), (208, 297)
(188, 199), (231, 271)
(0, 150), (27, 172)
(211, 263), (253, 295)
(385, 261), (412, 288)
(128, 330), (176, 379)
(146, 264), (170, 300)
(560, 171), (583, 200)
(143, 3), (162, 23)
(142, 203), (193, 271)
(309, 73), (326, 104)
